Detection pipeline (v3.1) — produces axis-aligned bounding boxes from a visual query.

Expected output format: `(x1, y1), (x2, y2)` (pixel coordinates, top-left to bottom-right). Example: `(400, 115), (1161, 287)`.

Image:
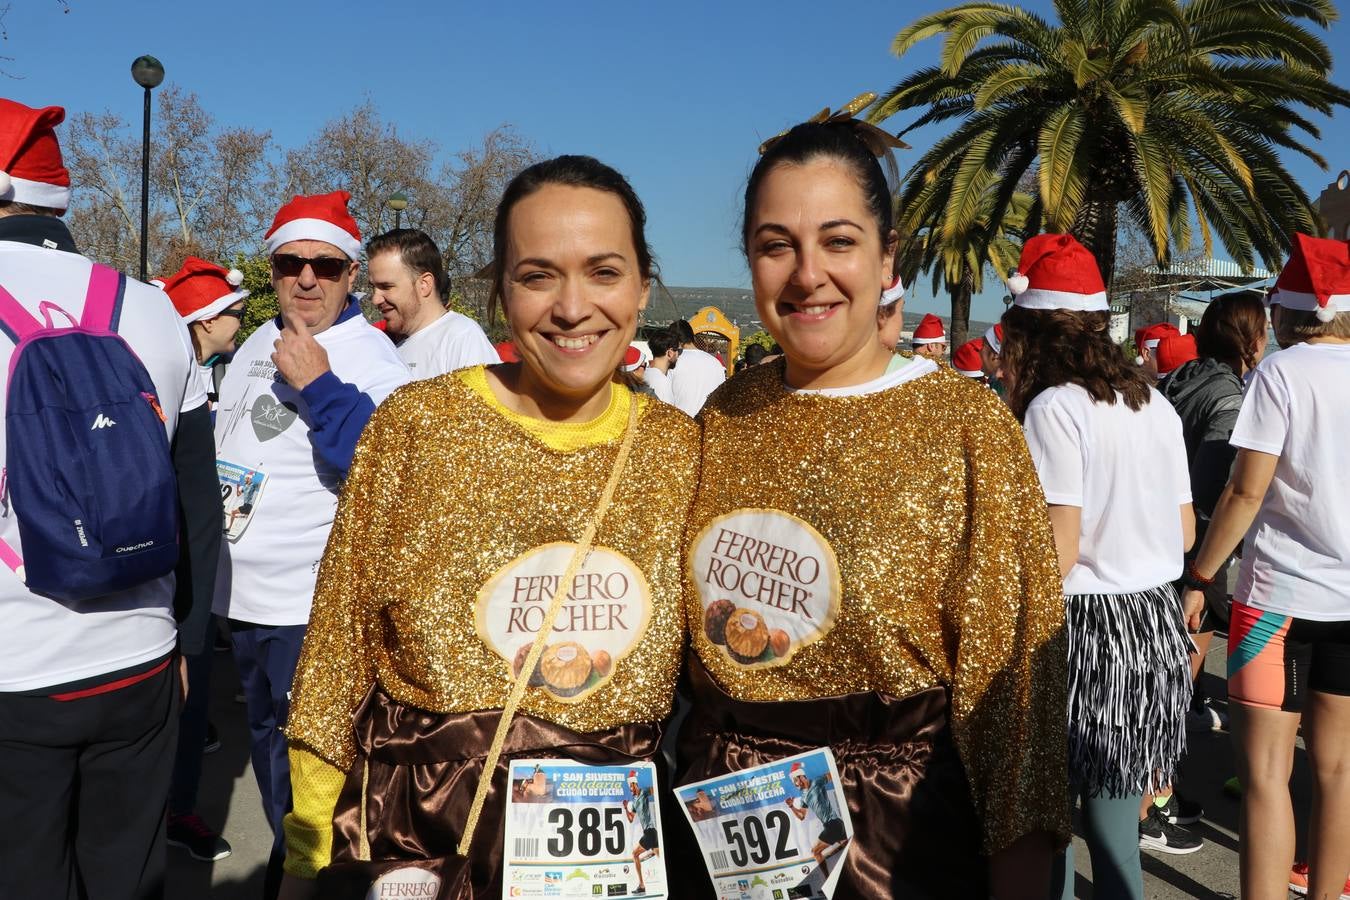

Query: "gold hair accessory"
(757, 92), (911, 156)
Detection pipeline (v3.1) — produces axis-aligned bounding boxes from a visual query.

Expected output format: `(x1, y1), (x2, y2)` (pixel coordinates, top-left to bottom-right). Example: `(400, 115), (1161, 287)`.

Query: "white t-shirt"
(1230, 342), (1350, 621)
(0, 241), (203, 691)
(791, 353), (938, 397)
(671, 346), (726, 417)
(1023, 384), (1191, 595)
(643, 366), (675, 404)
(395, 309), (499, 379)
(213, 313), (409, 626)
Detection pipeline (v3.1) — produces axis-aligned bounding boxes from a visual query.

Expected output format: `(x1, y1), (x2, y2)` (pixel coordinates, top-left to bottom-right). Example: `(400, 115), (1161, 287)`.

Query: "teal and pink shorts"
(1227, 599), (1350, 711)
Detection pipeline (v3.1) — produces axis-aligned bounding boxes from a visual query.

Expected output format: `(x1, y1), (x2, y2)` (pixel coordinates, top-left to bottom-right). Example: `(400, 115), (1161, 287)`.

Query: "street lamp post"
(131, 55), (164, 282)
(387, 191), (409, 230)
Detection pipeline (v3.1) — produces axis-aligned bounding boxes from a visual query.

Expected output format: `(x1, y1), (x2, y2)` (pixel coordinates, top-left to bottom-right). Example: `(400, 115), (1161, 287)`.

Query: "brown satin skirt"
(328, 687), (667, 898)
(673, 658), (988, 900)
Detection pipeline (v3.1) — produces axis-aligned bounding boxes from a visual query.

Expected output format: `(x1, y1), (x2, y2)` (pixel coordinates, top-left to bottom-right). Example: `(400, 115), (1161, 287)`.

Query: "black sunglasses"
(214, 305), (248, 321)
(272, 253), (349, 280)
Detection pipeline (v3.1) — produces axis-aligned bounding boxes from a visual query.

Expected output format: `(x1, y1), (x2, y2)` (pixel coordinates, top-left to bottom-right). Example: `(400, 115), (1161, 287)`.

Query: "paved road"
(170, 636), (1306, 898)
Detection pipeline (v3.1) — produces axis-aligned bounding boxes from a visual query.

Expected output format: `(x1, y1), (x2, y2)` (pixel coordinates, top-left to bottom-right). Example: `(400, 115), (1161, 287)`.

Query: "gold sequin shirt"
(687, 361), (1069, 854)
(287, 369), (700, 771)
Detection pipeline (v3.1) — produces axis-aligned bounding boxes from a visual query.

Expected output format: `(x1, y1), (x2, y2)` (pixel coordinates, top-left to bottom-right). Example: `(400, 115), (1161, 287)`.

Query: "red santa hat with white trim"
(880, 273), (906, 307)
(1271, 232), (1350, 323)
(983, 322), (1003, 355)
(911, 313), (946, 346)
(1133, 322), (1180, 367)
(263, 190), (362, 260)
(0, 99), (71, 211)
(161, 256), (249, 324)
(627, 769), (639, 787)
(1006, 233), (1108, 312)
(953, 337), (985, 378)
(1156, 332), (1198, 376)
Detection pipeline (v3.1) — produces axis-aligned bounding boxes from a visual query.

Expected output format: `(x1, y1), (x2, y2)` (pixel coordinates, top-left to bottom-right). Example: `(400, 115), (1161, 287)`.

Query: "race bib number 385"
(674, 749), (853, 900)
(504, 760), (666, 899)
(689, 509), (842, 668)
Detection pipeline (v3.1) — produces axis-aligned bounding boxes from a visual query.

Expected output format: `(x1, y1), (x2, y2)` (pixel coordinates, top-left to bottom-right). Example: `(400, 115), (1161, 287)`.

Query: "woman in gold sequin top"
(278, 156), (699, 898)
(675, 118), (1070, 898)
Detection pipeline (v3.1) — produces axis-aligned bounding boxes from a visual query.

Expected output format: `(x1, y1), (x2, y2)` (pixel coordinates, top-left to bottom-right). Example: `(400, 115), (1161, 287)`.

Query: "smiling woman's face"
(746, 158), (894, 386)
(501, 183), (649, 406)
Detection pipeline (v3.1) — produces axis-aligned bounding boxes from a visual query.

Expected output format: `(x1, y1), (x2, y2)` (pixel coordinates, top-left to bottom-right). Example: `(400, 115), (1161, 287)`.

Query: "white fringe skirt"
(1065, 584), (1193, 797)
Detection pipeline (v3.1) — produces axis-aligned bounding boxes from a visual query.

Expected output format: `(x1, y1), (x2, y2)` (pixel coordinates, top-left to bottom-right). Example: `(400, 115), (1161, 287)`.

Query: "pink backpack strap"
(0, 283), (42, 345)
(0, 537), (22, 580)
(79, 263), (126, 332)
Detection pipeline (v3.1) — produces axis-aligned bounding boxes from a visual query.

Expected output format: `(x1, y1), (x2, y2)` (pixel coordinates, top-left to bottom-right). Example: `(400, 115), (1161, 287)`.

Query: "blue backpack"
(0, 263), (180, 602)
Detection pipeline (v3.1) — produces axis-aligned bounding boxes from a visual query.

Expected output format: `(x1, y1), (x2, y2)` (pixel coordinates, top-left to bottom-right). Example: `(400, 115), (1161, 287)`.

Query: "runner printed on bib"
(217, 459), (267, 542)
(675, 749), (853, 900)
(475, 543), (652, 703)
(504, 760), (667, 899)
(689, 509), (842, 668)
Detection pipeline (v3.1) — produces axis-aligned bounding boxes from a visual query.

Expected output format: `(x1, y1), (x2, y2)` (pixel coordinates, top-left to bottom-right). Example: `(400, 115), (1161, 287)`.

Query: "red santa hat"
(983, 322), (1003, 355)
(1006, 233), (1108, 312)
(1272, 232), (1350, 323)
(1156, 333), (1198, 376)
(627, 769), (639, 786)
(0, 99), (71, 211)
(1133, 322), (1180, 366)
(263, 190), (362, 260)
(789, 762), (806, 779)
(160, 256), (249, 324)
(494, 340), (520, 363)
(880, 273), (906, 307)
(952, 338), (985, 378)
(910, 313), (946, 345)
(621, 343), (650, 373)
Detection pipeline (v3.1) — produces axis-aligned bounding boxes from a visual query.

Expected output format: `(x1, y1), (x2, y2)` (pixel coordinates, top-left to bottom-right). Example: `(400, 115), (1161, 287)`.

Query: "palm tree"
(870, 0), (1350, 288)
(897, 177), (1030, 348)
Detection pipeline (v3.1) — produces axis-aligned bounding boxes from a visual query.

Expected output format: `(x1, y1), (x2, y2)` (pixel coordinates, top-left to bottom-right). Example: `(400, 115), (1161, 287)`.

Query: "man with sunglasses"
(211, 190), (408, 899)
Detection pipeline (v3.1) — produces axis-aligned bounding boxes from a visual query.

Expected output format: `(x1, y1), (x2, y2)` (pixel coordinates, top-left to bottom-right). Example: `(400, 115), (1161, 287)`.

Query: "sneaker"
(1185, 701), (1229, 732)
(1155, 790), (1203, 825)
(1289, 861), (1350, 899)
(167, 813), (232, 862)
(203, 722), (221, 755)
(1138, 807), (1203, 855)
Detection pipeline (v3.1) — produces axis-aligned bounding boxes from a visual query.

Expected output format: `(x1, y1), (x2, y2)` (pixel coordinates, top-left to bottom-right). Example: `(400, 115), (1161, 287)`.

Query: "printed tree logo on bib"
(476, 543), (653, 703)
(690, 509), (842, 668)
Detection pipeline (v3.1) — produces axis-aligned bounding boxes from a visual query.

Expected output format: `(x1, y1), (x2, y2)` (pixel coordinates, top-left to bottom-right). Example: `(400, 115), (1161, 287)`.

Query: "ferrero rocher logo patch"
(476, 543), (652, 703)
(690, 509), (842, 668)
(365, 866), (440, 898)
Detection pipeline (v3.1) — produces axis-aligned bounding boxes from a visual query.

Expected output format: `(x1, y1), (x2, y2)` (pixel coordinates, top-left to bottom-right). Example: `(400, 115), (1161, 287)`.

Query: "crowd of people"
(1, 93), (1347, 900)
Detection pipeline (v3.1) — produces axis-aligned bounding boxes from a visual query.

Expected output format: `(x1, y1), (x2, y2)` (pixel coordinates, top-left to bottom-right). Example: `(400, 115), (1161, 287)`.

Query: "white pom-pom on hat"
(1316, 304), (1338, 323)
(0, 171), (11, 195)
(226, 268), (244, 287)
(1007, 271), (1029, 295)
(1135, 355), (1144, 366)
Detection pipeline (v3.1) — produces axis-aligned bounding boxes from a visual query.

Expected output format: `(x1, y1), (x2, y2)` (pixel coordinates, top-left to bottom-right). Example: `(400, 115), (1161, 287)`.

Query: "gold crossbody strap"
(456, 398), (640, 856)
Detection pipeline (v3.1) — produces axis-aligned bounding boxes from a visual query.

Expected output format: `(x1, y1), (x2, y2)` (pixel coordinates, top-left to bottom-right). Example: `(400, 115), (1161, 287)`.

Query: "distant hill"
(647, 284), (994, 343)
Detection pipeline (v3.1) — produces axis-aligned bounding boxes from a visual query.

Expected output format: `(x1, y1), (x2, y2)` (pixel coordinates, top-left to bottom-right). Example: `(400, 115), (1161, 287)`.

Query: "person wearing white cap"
(998, 232), (1200, 898)
(0, 98), (221, 896)
(910, 312), (948, 360)
(1182, 232), (1350, 900)
(365, 228), (498, 379)
(212, 189), (409, 898)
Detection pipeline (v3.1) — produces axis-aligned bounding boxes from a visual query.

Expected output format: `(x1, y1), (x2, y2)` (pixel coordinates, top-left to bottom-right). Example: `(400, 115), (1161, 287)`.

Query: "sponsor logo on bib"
(476, 543), (652, 702)
(689, 509), (841, 668)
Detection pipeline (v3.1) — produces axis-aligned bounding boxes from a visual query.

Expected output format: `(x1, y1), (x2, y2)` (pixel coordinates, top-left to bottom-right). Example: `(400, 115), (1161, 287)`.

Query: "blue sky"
(7, 0), (1350, 322)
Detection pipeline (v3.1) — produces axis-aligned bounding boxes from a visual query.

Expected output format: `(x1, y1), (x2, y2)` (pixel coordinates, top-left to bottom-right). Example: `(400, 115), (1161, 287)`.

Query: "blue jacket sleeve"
(300, 371), (375, 480)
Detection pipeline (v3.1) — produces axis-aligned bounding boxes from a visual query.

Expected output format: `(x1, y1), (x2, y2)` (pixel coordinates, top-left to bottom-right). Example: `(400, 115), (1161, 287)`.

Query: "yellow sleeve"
(282, 745), (347, 879)
(946, 391), (1071, 854)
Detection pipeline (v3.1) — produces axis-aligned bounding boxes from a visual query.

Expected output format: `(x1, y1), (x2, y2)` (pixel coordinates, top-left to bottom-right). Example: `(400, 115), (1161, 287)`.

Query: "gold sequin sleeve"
(945, 388), (1071, 854)
(285, 384), (411, 771)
